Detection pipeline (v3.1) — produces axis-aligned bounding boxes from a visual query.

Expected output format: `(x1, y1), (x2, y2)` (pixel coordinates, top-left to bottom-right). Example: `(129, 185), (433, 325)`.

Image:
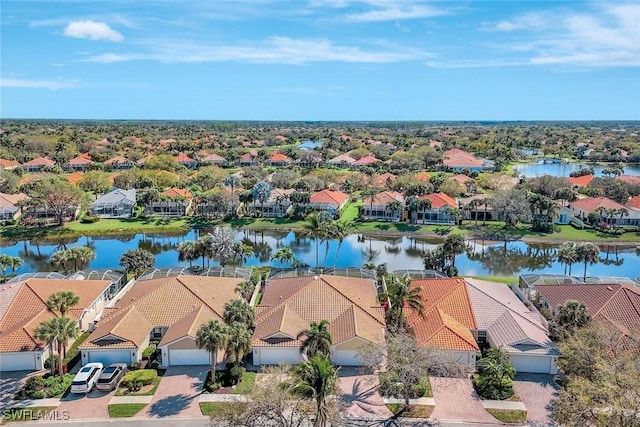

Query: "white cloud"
(480, 12), (548, 32)
(63, 20), (123, 42)
(83, 37), (429, 64)
(0, 78), (77, 90)
(344, 4), (447, 22)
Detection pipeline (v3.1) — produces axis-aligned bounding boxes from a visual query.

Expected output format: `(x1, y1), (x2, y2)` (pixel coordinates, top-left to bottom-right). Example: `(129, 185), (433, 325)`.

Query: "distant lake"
(2, 230), (639, 280)
(514, 162), (640, 178)
(298, 140), (323, 150)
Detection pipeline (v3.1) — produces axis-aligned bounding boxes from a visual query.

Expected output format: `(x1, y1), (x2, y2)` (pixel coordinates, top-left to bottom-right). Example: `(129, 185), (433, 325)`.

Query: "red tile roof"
(626, 196), (640, 209)
(570, 196), (626, 212)
(419, 192), (457, 208)
(414, 172), (431, 182)
(175, 152), (195, 163)
(364, 191), (404, 206)
(68, 154), (94, 165)
(443, 149), (484, 168)
(268, 153), (291, 162)
(0, 192), (30, 207)
(66, 172), (84, 184)
(105, 155), (131, 165)
(352, 155), (381, 166)
(406, 278), (478, 351)
(568, 174), (594, 187)
(161, 187), (193, 199)
(372, 173), (397, 187)
(616, 175), (640, 185)
(328, 154), (356, 164)
(310, 189), (349, 206)
(0, 158), (20, 169)
(450, 174), (471, 184)
(23, 157), (55, 167)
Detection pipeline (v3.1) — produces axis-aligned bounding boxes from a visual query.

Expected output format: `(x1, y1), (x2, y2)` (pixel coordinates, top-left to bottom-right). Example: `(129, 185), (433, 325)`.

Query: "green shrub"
(18, 374), (73, 399)
(229, 365), (246, 385)
(81, 215), (101, 223)
(142, 344), (156, 360)
(24, 376), (45, 391)
(30, 390), (46, 399)
(63, 332), (89, 368)
(44, 355), (60, 370)
(122, 369), (158, 390)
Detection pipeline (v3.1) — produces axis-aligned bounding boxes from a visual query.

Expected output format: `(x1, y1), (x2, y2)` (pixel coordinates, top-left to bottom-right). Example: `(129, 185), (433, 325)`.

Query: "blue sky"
(1, 1), (639, 120)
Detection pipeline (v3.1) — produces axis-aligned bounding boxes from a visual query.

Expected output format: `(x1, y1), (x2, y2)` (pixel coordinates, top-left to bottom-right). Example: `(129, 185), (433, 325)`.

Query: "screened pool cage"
(519, 273), (640, 289)
(137, 266), (253, 281)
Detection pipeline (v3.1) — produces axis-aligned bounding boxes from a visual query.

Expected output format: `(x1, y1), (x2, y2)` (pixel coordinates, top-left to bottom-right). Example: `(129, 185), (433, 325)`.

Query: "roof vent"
(313, 275), (319, 280)
(607, 286), (613, 291)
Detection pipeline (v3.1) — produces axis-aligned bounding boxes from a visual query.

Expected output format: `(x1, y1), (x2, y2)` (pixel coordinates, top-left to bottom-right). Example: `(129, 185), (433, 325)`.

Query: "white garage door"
(169, 349), (210, 366)
(0, 353), (38, 372)
(333, 350), (363, 366)
(510, 355), (554, 374)
(88, 350), (131, 366)
(255, 348), (299, 365)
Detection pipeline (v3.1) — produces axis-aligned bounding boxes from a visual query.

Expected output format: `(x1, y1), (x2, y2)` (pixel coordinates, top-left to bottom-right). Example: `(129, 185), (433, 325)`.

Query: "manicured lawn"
(486, 408), (528, 424)
(65, 217), (191, 233)
(199, 402), (247, 417)
(468, 276), (518, 285)
(463, 222), (640, 242)
(340, 200), (362, 222)
(232, 372), (256, 395)
(1, 407), (58, 423)
(108, 403), (147, 418)
(385, 404), (434, 418)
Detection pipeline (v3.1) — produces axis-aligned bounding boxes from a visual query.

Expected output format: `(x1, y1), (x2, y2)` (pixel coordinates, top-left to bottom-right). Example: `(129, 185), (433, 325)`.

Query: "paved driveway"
(138, 366), (208, 418)
(58, 387), (113, 419)
(514, 373), (559, 426)
(338, 368), (392, 421)
(430, 377), (498, 424)
(0, 371), (33, 407)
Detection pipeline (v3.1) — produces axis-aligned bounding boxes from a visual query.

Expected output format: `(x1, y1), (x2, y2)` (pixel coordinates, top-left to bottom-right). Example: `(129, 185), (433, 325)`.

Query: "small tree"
(47, 290), (80, 318)
(119, 249), (156, 278)
(473, 347), (515, 400)
(196, 319), (229, 380)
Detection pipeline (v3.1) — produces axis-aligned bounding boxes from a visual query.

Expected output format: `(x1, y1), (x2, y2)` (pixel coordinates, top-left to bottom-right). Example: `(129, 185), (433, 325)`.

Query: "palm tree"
(196, 319), (229, 379)
(385, 200), (403, 221)
(225, 322), (252, 365)
(235, 280), (256, 302)
(252, 181), (272, 217)
(556, 242), (578, 275)
(288, 355), (339, 427)
(69, 246), (95, 271)
(233, 243), (254, 266)
(443, 233), (467, 267)
(361, 186), (381, 219)
(467, 199), (480, 226)
(271, 247), (297, 267)
(0, 255), (23, 280)
(47, 290), (80, 318)
(55, 316), (80, 373)
(297, 320), (333, 358)
(331, 220), (352, 268)
(556, 300), (591, 332)
(378, 274), (423, 330)
(406, 195), (420, 224)
(50, 249), (71, 273)
(304, 212), (326, 268)
(34, 319), (59, 376)
(224, 175), (241, 193)
(576, 242), (600, 281)
(223, 299), (254, 326)
(196, 234), (214, 268)
(177, 240), (199, 268)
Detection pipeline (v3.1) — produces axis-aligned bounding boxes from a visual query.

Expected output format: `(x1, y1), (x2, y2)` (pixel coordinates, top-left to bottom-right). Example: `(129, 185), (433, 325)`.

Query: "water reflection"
(1, 230), (638, 279)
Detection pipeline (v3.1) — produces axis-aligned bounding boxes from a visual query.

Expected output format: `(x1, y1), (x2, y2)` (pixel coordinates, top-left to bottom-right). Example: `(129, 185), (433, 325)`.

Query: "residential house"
(104, 155), (134, 170)
(0, 278), (113, 372)
(327, 154), (356, 168)
(252, 275), (385, 366)
(66, 153), (94, 172)
(238, 152), (259, 167)
(195, 190), (239, 218)
(362, 191), (405, 222)
(308, 189), (349, 218)
(66, 171), (84, 185)
(351, 155), (381, 169)
(534, 284), (640, 349)
(264, 153), (292, 167)
(294, 152), (323, 168)
(466, 279), (560, 374)
(372, 172), (397, 188)
(450, 174), (478, 193)
(79, 275), (243, 367)
(0, 192), (30, 222)
(616, 175), (640, 186)
(413, 192), (458, 225)
(626, 196), (640, 210)
(567, 174), (594, 188)
(149, 187), (194, 217)
(199, 152), (228, 167)
(248, 188), (294, 218)
(91, 188), (137, 218)
(22, 157), (55, 173)
(0, 158), (20, 170)
(406, 278), (479, 368)
(175, 152), (198, 169)
(569, 196), (640, 226)
(459, 194), (494, 222)
(443, 149), (495, 172)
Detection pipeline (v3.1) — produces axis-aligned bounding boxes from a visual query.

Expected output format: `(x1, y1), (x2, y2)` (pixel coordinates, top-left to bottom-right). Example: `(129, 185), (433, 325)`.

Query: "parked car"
(96, 363), (128, 391)
(71, 362), (103, 394)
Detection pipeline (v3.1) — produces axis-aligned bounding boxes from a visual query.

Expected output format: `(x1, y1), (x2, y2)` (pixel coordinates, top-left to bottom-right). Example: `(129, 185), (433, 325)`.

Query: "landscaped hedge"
(121, 369), (158, 388)
(62, 332), (90, 369)
(17, 374), (74, 399)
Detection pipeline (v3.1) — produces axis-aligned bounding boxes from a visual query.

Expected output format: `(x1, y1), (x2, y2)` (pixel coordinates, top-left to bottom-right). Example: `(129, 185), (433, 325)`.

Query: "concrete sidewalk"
(198, 393), (247, 403)
(482, 399), (527, 411)
(5, 398), (61, 408)
(383, 397), (435, 406)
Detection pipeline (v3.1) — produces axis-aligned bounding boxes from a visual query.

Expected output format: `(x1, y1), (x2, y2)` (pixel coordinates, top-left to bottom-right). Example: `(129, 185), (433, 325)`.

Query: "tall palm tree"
(50, 250), (71, 273)
(379, 274), (423, 330)
(47, 290), (80, 318)
(288, 355), (339, 427)
(271, 247), (297, 267)
(556, 300), (591, 332)
(8, 256), (23, 275)
(225, 322), (252, 365)
(233, 243), (254, 266)
(331, 220), (352, 268)
(556, 242), (578, 275)
(34, 319), (58, 376)
(224, 175), (241, 193)
(252, 181), (272, 216)
(55, 316), (80, 372)
(361, 186), (381, 219)
(297, 320), (333, 358)
(70, 246), (95, 271)
(576, 242), (600, 281)
(385, 200), (403, 221)
(304, 212), (326, 268)
(196, 234), (214, 268)
(235, 280), (256, 302)
(443, 233), (467, 267)
(196, 319), (229, 379)
(223, 299), (254, 326)
(177, 240), (199, 268)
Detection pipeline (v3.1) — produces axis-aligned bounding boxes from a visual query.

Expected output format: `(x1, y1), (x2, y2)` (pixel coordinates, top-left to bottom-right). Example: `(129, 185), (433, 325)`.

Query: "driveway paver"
(338, 367), (392, 420)
(429, 376), (498, 424)
(514, 373), (559, 426)
(0, 371), (33, 407)
(138, 366), (208, 418)
(57, 387), (113, 420)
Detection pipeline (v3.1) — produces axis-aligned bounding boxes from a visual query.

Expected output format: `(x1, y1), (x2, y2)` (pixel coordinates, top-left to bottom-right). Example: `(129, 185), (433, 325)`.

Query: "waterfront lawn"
(340, 200), (362, 222)
(468, 276), (517, 285)
(463, 222), (640, 242)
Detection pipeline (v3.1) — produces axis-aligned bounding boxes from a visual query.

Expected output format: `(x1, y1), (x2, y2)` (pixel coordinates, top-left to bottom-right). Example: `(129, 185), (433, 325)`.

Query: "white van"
(71, 362), (103, 394)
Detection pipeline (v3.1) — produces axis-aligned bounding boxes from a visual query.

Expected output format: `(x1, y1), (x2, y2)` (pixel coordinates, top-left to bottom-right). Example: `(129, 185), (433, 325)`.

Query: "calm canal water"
(514, 162), (640, 178)
(1, 230), (639, 279)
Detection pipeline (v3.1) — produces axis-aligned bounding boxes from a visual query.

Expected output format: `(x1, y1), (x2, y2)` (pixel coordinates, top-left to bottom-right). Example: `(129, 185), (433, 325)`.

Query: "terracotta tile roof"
(268, 153), (291, 162)
(568, 175), (594, 187)
(0, 279), (111, 352)
(364, 191), (404, 207)
(253, 275), (385, 348)
(570, 196), (626, 212)
(372, 173), (397, 187)
(419, 192), (457, 208)
(443, 149), (484, 168)
(626, 196), (640, 209)
(0, 192), (30, 208)
(23, 157), (55, 167)
(66, 172), (84, 184)
(80, 275), (242, 351)
(406, 278), (478, 352)
(161, 187), (193, 199)
(414, 172), (431, 182)
(352, 155), (381, 166)
(176, 152), (195, 163)
(105, 155), (131, 165)
(310, 190), (349, 206)
(535, 284), (640, 337)
(68, 155), (94, 165)
(0, 158), (20, 168)
(328, 154), (356, 164)
(616, 175), (640, 185)
(200, 153), (227, 163)
(450, 174), (471, 184)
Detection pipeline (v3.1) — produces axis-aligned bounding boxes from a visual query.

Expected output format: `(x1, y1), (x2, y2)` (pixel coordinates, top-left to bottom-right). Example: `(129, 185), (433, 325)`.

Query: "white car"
(71, 362), (103, 394)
